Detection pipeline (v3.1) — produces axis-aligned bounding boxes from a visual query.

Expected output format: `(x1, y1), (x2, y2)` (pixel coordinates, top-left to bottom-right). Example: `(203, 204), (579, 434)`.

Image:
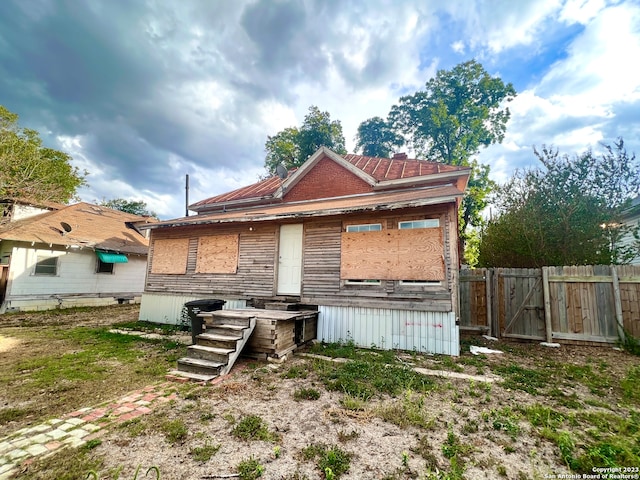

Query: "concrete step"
(176, 357), (224, 376)
(168, 370), (218, 382)
(187, 344), (234, 363)
(198, 332), (242, 349)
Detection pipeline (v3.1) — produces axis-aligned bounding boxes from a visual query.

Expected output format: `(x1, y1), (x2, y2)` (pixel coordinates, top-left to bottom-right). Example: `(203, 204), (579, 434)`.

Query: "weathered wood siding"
(145, 224), (277, 298)
(301, 206), (458, 312)
(144, 204), (460, 319)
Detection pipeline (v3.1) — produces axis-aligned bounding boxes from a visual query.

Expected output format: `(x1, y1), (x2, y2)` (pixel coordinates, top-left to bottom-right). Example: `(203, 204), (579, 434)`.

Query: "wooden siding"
(145, 224), (277, 298)
(145, 206), (459, 313)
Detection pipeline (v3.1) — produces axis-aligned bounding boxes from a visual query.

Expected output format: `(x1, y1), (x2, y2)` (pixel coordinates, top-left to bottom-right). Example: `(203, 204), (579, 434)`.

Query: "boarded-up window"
(340, 229), (444, 281)
(151, 238), (189, 274)
(195, 235), (239, 274)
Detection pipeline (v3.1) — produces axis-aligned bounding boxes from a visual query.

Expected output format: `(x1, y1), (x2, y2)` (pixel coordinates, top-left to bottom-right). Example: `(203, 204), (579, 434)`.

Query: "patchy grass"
(301, 444), (352, 479)
(232, 415), (279, 442)
(293, 387), (321, 401)
(0, 305), (186, 437)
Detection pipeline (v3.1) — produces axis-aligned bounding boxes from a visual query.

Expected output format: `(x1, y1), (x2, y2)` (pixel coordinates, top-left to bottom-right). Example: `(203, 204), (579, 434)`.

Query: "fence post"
(485, 269), (493, 337)
(610, 265), (626, 343)
(542, 267), (553, 343)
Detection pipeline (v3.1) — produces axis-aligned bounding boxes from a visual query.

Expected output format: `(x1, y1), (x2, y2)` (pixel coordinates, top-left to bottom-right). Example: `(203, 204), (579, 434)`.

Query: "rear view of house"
(0, 200), (153, 312)
(138, 147), (470, 355)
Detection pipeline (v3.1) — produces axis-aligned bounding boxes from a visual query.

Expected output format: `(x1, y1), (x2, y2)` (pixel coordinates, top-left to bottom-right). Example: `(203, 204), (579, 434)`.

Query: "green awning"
(95, 250), (128, 263)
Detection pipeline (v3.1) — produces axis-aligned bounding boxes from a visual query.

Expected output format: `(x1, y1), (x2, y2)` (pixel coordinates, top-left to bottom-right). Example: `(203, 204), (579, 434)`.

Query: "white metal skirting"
(138, 293), (247, 325)
(317, 306), (459, 356)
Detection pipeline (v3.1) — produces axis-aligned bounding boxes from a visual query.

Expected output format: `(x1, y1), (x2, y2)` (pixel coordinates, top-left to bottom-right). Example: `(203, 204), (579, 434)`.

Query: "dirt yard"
(1, 305), (639, 480)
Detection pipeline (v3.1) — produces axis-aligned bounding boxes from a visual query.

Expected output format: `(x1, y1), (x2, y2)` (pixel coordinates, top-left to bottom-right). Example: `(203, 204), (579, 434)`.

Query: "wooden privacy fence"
(459, 265), (640, 345)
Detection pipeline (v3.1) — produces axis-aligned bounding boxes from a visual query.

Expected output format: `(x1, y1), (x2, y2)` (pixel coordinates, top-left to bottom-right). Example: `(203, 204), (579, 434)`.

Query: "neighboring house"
(0, 201), (153, 312)
(137, 147), (470, 355)
(621, 196), (640, 264)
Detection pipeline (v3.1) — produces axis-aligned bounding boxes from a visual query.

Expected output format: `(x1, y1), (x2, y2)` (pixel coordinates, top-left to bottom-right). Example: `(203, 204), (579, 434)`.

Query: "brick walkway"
(0, 382), (178, 479)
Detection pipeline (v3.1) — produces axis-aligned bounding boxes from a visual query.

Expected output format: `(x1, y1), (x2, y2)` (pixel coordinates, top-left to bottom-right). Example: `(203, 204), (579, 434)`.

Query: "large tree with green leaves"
(264, 106), (346, 175)
(389, 60), (516, 165)
(478, 139), (640, 268)
(354, 116), (404, 158)
(388, 60), (516, 261)
(99, 198), (157, 217)
(0, 105), (86, 203)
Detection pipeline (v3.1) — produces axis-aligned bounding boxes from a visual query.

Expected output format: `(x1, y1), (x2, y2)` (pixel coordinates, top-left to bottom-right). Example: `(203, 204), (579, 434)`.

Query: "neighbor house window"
(346, 223), (382, 232)
(34, 256), (58, 275)
(96, 259), (114, 274)
(398, 219), (440, 229)
(345, 279), (381, 285)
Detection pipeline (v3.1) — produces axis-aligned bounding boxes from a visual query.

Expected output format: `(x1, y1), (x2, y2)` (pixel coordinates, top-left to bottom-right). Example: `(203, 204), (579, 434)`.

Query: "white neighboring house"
(621, 196), (640, 265)
(0, 200), (153, 312)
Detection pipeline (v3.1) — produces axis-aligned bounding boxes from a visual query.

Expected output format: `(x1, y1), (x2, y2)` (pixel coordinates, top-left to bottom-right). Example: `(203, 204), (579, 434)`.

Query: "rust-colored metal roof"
(342, 154), (462, 181)
(0, 202), (153, 255)
(143, 184), (463, 230)
(190, 150), (468, 210)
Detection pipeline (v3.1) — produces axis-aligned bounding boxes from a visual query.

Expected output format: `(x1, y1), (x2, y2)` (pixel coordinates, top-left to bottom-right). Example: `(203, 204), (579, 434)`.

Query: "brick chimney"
(392, 152), (408, 160)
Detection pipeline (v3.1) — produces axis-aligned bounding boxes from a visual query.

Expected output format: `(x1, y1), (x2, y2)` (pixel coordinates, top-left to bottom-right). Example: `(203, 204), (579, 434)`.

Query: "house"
(0, 201), (153, 312)
(137, 147), (470, 355)
(621, 196), (640, 264)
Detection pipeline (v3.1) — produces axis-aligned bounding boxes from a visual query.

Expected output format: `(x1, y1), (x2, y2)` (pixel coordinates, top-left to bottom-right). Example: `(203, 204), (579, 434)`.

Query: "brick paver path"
(0, 382), (178, 479)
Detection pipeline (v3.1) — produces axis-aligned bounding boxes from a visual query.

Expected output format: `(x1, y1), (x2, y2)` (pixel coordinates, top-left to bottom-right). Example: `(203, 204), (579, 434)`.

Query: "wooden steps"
(171, 311), (256, 382)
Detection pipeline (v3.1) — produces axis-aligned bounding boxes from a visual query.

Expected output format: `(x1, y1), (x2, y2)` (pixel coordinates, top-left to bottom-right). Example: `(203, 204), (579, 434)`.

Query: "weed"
(293, 387), (321, 401)
(162, 419), (188, 444)
(485, 407), (521, 439)
(119, 418), (148, 437)
(461, 418), (479, 434)
(337, 429), (360, 443)
(86, 465), (161, 480)
(401, 450), (409, 467)
(0, 407), (30, 424)
(200, 411), (216, 421)
(339, 395), (368, 411)
(282, 365), (309, 379)
(237, 456), (265, 480)
(273, 445), (281, 458)
(376, 391), (434, 429)
(314, 359), (436, 399)
(494, 363), (551, 395)
(232, 414), (278, 442)
(411, 435), (439, 470)
(497, 464), (507, 476)
(223, 413), (236, 424)
(191, 440), (221, 462)
(621, 365), (640, 403)
(525, 404), (565, 429)
(301, 443), (351, 479)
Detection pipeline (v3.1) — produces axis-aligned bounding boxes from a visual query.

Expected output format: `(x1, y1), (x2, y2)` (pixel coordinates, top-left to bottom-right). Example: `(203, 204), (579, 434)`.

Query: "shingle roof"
(189, 150), (468, 210)
(0, 202), (153, 255)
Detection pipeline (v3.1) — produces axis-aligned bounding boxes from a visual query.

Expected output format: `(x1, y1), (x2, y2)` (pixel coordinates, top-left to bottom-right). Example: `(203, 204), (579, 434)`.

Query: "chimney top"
(392, 152), (408, 160)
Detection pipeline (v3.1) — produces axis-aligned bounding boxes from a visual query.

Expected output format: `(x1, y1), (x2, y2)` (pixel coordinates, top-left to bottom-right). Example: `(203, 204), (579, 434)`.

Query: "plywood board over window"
(151, 238), (189, 274)
(196, 234), (239, 274)
(341, 229), (444, 281)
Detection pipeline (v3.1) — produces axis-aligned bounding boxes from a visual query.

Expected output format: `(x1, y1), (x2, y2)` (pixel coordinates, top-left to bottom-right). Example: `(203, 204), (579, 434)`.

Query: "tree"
(99, 198), (157, 217)
(388, 60), (516, 251)
(0, 105), (87, 203)
(478, 139), (640, 268)
(389, 60), (516, 165)
(264, 106), (346, 175)
(354, 116), (404, 157)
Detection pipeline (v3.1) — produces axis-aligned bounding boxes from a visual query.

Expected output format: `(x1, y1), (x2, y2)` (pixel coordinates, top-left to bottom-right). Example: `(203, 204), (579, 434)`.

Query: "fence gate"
(496, 268), (545, 340)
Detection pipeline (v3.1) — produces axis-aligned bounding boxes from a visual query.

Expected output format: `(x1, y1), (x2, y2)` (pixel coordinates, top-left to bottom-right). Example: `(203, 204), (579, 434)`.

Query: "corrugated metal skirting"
(318, 306), (459, 356)
(138, 293), (247, 325)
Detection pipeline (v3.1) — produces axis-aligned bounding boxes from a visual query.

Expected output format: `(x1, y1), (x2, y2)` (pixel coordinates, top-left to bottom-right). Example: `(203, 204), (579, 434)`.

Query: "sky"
(1, 0), (639, 220)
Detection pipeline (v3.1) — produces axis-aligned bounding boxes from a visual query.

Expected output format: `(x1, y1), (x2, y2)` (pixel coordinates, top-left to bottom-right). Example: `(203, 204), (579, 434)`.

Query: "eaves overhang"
(139, 186), (464, 231)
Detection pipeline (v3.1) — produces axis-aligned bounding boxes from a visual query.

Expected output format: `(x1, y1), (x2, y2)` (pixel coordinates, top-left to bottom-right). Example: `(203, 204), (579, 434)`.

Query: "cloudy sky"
(1, 0), (639, 219)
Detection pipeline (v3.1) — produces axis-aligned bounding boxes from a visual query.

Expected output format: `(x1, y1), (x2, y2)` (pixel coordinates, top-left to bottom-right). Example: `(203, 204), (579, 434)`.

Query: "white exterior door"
(277, 224), (303, 295)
